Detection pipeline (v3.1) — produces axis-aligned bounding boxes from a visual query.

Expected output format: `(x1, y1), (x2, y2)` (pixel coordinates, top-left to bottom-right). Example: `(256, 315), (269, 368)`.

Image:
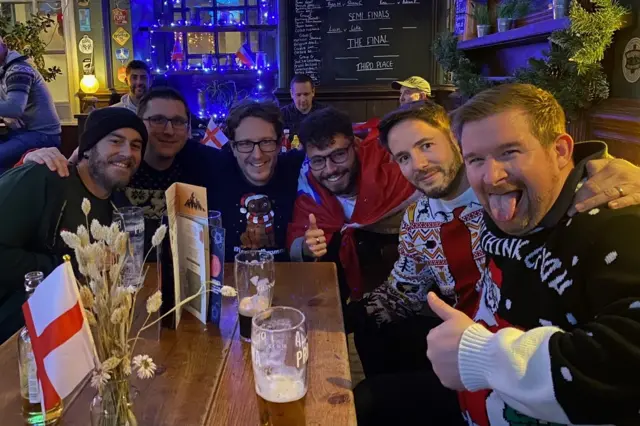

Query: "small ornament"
(112, 8), (128, 25)
(112, 27), (131, 46)
(78, 9), (91, 31)
(78, 35), (94, 54)
(117, 66), (127, 83)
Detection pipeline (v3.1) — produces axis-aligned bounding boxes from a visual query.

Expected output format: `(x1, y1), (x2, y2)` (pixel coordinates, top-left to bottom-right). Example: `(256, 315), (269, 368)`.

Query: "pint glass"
(251, 307), (308, 426)
(235, 250), (275, 341)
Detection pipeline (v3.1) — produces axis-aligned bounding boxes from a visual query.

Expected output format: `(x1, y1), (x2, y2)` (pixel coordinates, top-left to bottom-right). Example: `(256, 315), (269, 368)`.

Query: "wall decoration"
(112, 8), (128, 26)
(117, 66), (127, 83)
(78, 9), (91, 32)
(622, 37), (640, 84)
(78, 35), (94, 54)
(78, 0), (89, 6)
(115, 47), (130, 64)
(82, 57), (95, 74)
(112, 27), (131, 46)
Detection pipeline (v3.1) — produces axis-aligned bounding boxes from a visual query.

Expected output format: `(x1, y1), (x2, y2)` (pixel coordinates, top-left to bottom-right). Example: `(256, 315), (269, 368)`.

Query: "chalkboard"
(290, 0), (431, 87)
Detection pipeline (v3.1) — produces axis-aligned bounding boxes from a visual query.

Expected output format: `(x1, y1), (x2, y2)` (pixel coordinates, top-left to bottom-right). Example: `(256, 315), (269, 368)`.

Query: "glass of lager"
(235, 250), (275, 341)
(251, 307), (308, 426)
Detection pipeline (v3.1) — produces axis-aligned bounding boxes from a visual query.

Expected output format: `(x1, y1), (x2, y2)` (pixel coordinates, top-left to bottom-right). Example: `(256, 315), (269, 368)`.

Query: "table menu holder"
(159, 182), (210, 329)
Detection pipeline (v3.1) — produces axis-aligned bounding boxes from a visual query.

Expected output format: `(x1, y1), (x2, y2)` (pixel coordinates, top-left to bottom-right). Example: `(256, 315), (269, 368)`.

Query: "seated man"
(208, 100), (305, 261)
(350, 99), (640, 425)
(426, 83), (640, 425)
(0, 36), (61, 174)
(287, 107), (418, 331)
(0, 107), (146, 343)
(280, 74), (326, 137)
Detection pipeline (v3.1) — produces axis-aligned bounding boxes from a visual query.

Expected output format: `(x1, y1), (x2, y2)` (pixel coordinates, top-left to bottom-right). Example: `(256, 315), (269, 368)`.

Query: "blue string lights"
(141, 0), (278, 118)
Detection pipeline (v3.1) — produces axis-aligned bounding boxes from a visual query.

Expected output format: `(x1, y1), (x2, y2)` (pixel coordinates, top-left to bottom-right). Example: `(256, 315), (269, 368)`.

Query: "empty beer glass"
(235, 250), (275, 341)
(251, 307), (308, 426)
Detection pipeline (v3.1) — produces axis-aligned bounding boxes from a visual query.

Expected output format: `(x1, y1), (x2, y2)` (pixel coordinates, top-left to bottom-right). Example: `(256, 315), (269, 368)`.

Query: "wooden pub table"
(0, 263), (356, 425)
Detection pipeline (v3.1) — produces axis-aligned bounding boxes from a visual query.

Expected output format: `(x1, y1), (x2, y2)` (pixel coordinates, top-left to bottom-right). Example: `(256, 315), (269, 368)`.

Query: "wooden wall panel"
(587, 98), (640, 165)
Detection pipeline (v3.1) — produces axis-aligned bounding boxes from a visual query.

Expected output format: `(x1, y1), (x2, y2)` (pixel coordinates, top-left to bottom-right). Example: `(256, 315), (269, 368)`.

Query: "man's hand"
(570, 158), (640, 215)
(4, 117), (24, 129)
(426, 292), (475, 391)
(23, 147), (70, 177)
(303, 214), (327, 258)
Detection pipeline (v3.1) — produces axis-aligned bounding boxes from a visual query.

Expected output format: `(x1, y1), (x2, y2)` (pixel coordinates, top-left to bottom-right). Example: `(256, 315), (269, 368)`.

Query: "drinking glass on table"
(113, 207), (145, 288)
(252, 307), (308, 426)
(234, 250), (275, 341)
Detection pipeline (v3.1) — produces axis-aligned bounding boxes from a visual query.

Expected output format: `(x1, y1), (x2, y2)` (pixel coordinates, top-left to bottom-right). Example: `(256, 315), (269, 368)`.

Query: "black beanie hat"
(78, 107), (148, 160)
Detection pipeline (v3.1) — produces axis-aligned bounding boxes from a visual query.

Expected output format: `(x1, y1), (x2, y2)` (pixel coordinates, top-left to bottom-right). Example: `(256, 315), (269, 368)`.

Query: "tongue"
(489, 192), (519, 222)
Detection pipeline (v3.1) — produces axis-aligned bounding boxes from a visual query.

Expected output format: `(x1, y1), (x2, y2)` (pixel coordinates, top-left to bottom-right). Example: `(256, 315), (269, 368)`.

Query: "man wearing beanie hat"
(391, 76), (432, 105)
(0, 107), (146, 344)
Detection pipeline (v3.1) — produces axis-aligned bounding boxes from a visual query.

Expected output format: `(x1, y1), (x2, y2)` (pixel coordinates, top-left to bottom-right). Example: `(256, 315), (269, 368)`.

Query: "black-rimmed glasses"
(232, 139), (279, 153)
(143, 115), (189, 131)
(308, 144), (353, 171)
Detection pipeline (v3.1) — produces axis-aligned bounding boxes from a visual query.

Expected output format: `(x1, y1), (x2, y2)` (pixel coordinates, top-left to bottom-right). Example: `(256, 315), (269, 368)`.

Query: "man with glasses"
(209, 100), (305, 261)
(287, 107), (419, 329)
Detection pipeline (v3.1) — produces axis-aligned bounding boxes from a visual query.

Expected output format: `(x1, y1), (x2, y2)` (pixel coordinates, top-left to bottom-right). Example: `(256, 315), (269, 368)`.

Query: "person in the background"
(112, 60), (152, 112)
(0, 107), (146, 344)
(0, 35), (61, 174)
(392, 76), (432, 105)
(280, 74), (326, 136)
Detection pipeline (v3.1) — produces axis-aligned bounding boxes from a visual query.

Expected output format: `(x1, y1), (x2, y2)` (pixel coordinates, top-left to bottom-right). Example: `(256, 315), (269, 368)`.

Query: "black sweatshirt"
(457, 145), (640, 425)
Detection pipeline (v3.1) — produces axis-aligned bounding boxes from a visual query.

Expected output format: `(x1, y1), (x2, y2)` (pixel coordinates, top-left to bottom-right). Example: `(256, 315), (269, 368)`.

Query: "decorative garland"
(432, 0), (628, 119)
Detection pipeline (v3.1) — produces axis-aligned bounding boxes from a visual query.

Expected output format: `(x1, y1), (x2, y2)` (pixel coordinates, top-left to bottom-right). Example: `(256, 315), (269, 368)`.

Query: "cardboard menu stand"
(159, 183), (216, 328)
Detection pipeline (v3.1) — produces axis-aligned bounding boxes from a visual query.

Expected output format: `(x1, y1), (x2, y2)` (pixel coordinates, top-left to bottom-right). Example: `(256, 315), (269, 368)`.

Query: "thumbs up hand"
(303, 214), (327, 258)
(425, 292), (476, 391)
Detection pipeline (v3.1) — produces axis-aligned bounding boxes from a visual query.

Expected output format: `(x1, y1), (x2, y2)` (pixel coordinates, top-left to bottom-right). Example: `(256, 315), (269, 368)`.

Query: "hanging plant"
(432, 0), (629, 118)
(0, 13), (62, 82)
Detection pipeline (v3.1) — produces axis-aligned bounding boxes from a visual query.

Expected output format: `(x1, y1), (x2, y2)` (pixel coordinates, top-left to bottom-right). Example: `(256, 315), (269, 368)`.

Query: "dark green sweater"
(0, 164), (115, 342)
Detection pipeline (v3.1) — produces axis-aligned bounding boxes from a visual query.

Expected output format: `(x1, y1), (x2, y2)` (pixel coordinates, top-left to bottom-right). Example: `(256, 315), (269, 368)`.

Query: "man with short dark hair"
(287, 107), (418, 322)
(0, 35), (61, 173)
(0, 107), (146, 343)
(280, 74), (326, 136)
(423, 83), (640, 425)
(112, 60), (152, 112)
(392, 76), (432, 105)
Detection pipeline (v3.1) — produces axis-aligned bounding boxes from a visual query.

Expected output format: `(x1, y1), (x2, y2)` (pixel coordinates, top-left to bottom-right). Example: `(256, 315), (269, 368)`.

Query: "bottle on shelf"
(171, 33), (185, 70)
(18, 271), (63, 425)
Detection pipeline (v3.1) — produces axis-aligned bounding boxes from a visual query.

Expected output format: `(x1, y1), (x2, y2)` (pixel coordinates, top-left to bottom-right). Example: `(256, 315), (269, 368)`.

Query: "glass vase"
(89, 380), (139, 426)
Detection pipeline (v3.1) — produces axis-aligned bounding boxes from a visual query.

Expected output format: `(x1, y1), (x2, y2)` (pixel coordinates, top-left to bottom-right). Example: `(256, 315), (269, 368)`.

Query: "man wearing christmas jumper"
(351, 93), (640, 425)
(424, 83), (640, 425)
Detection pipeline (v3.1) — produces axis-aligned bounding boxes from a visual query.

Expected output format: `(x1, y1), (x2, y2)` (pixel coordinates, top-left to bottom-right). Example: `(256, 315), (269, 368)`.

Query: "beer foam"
(256, 374), (307, 403)
(238, 295), (270, 316)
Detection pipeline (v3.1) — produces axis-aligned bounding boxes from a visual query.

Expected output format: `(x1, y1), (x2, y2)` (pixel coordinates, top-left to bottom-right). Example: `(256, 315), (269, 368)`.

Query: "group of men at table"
(0, 57), (640, 425)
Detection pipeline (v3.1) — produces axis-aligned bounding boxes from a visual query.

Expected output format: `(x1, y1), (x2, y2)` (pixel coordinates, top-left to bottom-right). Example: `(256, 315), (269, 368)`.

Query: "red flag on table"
(201, 116), (229, 149)
(22, 261), (97, 414)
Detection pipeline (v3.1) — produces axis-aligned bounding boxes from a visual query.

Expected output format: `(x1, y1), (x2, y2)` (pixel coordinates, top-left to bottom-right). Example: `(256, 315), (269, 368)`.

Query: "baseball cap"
(391, 76), (432, 96)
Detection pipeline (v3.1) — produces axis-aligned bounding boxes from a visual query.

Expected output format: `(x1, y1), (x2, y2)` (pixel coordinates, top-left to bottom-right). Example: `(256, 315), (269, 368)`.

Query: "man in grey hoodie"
(0, 36), (61, 173)
(112, 60), (152, 112)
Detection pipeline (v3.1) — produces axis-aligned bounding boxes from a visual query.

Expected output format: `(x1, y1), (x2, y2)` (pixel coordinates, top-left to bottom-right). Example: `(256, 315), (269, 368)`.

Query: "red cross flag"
(22, 261), (97, 414)
(201, 116), (229, 149)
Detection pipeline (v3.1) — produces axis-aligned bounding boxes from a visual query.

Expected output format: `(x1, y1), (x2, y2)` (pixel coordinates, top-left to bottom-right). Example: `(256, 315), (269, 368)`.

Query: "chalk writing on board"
(290, 0), (430, 86)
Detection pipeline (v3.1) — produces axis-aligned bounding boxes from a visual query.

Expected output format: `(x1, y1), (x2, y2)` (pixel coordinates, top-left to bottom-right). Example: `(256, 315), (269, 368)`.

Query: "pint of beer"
(252, 307), (308, 426)
(235, 250), (275, 341)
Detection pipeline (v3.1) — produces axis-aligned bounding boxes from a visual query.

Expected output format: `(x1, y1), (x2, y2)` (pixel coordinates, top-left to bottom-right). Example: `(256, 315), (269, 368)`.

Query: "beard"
(413, 150), (464, 199)
(88, 153), (135, 192)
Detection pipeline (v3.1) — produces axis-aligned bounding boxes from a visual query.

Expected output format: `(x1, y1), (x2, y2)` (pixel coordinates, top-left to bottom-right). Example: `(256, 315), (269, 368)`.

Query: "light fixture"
(80, 74), (99, 94)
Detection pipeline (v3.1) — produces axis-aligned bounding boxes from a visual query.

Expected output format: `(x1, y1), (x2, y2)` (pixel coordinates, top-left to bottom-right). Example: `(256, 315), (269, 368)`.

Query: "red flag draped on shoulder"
(287, 134), (417, 299)
(22, 261), (97, 414)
